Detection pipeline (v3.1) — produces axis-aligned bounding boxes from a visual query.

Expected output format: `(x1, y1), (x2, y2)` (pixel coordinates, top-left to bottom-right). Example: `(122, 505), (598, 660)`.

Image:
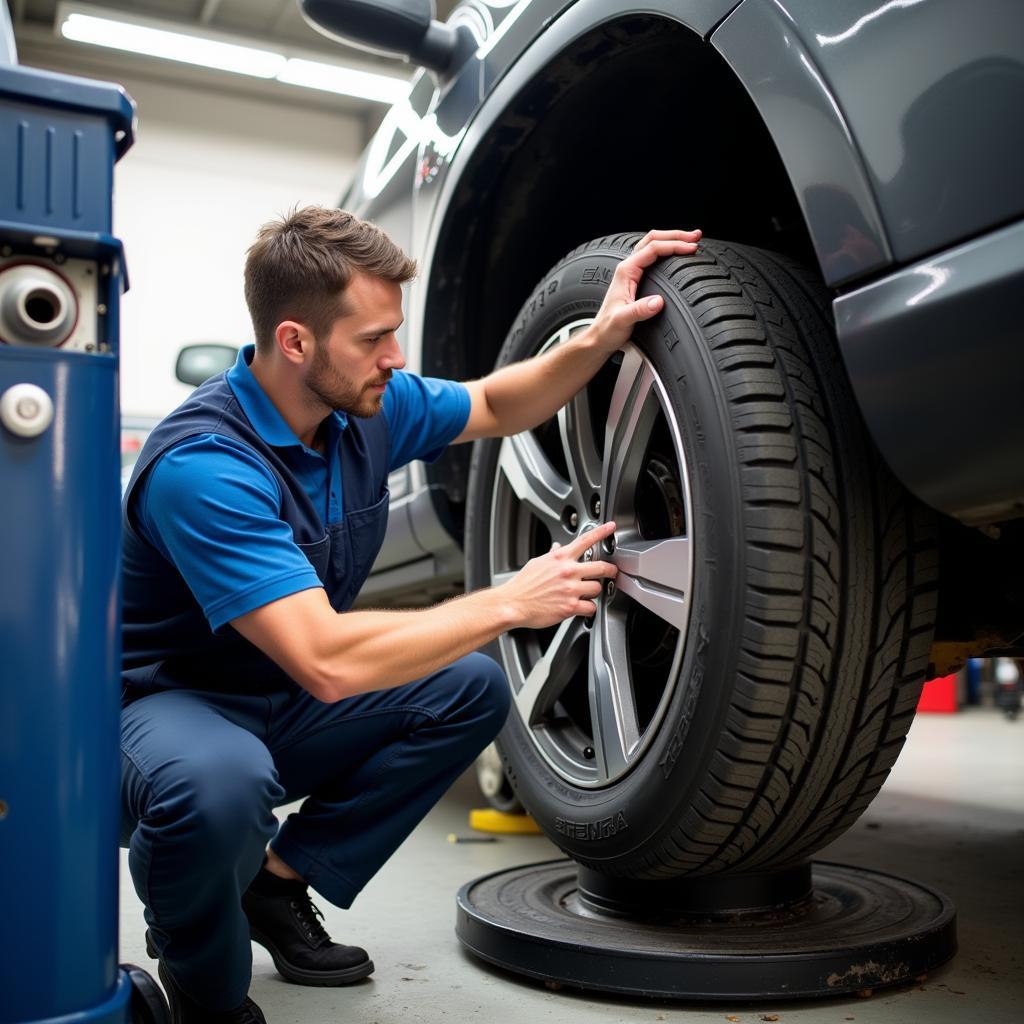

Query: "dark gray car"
(304, 0), (1024, 880)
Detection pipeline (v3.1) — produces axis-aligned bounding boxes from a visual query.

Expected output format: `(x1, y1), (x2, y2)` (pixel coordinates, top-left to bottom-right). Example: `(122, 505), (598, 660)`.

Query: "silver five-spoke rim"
(490, 321), (695, 788)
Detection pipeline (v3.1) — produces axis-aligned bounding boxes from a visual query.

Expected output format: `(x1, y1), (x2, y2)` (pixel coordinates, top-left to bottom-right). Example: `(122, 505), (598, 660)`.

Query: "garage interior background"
(7, 3), (1024, 1022)
(9, 0), (458, 417)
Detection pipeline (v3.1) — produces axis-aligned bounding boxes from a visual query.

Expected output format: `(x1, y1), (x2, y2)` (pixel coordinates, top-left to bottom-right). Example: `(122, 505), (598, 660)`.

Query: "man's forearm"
(233, 522), (617, 703)
(481, 325), (609, 436)
(315, 587), (520, 701)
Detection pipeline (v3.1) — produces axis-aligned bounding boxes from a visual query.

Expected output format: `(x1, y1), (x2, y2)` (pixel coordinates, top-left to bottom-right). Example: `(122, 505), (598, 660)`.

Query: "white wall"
(18, 56), (366, 417)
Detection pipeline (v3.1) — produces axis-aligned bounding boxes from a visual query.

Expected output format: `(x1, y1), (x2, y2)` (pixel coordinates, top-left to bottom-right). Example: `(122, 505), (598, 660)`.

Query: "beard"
(307, 341), (389, 419)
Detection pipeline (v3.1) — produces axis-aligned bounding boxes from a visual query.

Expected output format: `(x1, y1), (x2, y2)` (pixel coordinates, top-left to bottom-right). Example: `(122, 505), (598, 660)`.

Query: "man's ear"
(275, 320), (313, 365)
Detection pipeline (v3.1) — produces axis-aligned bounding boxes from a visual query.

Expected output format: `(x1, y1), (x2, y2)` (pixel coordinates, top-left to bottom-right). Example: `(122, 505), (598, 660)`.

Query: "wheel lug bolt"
(568, 511), (578, 529)
(591, 496), (601, 518)
(583, 746), (595, 761)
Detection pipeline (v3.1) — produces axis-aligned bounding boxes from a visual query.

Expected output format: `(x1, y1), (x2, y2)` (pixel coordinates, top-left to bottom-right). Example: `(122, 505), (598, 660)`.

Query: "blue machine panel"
(0, 52), (136, 1024)
(0, 349), (122, 1019)
(0, 65), (134, 237)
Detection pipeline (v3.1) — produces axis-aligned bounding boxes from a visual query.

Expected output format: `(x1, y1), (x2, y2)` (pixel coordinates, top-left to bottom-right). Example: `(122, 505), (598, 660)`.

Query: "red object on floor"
(917, 674), (958, 713)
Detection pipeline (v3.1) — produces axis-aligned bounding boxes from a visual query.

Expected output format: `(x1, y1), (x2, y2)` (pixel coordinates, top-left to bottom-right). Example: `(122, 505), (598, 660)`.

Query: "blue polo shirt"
(133, 345), (470, 631)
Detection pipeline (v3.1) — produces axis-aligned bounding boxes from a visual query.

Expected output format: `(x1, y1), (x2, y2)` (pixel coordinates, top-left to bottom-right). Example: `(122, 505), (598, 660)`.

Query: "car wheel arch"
(415, 7), (846, 517)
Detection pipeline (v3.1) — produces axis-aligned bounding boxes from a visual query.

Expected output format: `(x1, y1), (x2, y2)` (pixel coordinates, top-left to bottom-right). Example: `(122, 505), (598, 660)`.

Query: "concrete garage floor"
(119, 708), (1024, 1023)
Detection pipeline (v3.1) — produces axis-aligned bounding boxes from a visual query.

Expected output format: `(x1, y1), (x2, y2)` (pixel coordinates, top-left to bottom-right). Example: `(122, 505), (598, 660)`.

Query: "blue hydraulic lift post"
(0, 9), (150, 1019)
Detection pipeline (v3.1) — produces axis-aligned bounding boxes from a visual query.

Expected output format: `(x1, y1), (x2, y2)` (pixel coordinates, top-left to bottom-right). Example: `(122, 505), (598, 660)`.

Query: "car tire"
(464, 235), (938, 878)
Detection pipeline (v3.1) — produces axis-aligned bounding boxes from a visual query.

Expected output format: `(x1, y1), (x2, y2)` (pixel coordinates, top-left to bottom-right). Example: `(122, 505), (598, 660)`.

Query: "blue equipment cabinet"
(0, 17), (167, 1024)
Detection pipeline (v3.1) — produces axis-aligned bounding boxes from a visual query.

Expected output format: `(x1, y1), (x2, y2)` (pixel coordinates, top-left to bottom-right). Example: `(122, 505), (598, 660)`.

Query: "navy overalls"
(119, 367), (510, 1010)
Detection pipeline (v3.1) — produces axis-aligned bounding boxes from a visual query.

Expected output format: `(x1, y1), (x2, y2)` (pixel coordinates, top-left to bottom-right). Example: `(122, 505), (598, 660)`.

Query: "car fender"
(713, 0), (1024, 522)
(711, 0), (893, 287)
(715, 0), (1024, 278)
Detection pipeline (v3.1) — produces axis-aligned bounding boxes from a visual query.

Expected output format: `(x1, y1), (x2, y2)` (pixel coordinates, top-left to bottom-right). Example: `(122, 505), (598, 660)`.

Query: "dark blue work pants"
(119, 652), (510, 1010)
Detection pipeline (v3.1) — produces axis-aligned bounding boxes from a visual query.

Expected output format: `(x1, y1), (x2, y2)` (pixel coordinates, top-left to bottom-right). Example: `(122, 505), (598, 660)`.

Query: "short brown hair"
(244, 206), (417, 354)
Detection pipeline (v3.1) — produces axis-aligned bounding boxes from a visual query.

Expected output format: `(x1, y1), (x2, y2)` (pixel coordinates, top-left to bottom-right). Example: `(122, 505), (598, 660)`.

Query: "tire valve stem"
(583, 746), (595, 761)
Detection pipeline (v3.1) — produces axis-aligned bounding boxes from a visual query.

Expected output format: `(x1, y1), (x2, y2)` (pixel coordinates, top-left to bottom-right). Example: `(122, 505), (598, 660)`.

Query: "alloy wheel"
(489, 322), (695, 787)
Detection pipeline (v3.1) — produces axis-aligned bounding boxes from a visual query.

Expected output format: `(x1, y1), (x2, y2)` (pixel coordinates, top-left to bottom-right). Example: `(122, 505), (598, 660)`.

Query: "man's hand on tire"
(499, 520), (618, 629)
(590, 229), (702, 353)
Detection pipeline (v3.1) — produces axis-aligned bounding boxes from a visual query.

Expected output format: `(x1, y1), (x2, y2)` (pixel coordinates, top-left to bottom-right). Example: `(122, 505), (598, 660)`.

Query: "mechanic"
(119, 205), (701, 1022)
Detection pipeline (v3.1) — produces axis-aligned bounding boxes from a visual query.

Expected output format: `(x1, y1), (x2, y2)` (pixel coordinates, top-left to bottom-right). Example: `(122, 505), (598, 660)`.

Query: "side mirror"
(175, 344), (238, 388)
(300, 0), (474, 75)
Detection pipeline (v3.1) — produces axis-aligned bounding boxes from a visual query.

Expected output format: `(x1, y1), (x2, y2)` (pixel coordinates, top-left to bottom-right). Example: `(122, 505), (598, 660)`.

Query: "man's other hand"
(499, 520), (619, 629)
(591, 229), (702, 353)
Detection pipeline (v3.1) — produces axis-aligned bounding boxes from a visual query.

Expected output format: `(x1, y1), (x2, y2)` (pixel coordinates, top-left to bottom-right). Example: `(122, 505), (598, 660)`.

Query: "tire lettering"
(581, 265), (613, 285)
(554, 811), (628, 840)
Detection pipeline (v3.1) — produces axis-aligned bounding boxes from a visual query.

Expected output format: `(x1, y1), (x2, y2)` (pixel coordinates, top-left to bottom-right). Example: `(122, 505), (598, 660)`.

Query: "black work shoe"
(155, 957), (267, 1023)
(240, 866), (374, 987)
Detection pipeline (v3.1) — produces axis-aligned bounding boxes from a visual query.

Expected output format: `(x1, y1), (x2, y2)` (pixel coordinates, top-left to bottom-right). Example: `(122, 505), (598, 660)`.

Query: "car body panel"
(716, 0), (1024, 279)
(766, 0), (1024, 266)
(835, 217), (1024, 524)
(713, 0), (1024, 522)
(339, 0), (1023, 582)
(712, 1), (893, 286)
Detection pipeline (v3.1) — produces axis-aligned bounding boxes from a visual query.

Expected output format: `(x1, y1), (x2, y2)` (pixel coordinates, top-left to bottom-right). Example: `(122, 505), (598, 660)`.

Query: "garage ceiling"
(13, 1), (459, 60)
(9, 0), (461, 118)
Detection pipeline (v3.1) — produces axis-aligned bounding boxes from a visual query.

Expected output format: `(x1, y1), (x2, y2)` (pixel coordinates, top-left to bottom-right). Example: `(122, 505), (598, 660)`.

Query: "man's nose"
(381, 334), (406, 370)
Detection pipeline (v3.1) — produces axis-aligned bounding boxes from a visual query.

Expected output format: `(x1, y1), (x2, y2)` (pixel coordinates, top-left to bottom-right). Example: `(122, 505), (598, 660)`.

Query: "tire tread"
(573, 237), (937, 876)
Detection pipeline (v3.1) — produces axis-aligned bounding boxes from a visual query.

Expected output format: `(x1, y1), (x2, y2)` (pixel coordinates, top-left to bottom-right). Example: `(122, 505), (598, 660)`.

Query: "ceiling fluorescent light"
(57, 5), (411, 104)
(277, 58), (408, 104)
(60, 12), (285, 78)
